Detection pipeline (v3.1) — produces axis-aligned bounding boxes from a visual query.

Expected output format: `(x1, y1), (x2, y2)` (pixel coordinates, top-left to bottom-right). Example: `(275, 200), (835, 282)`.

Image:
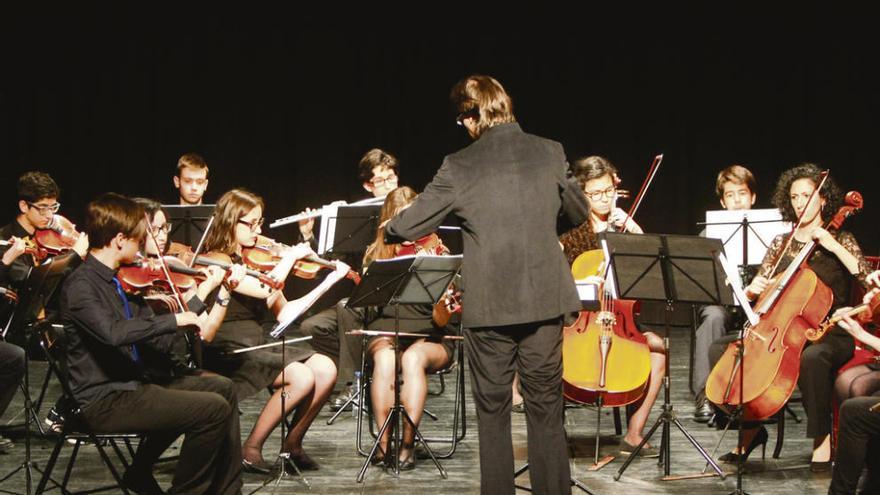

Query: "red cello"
(706, 186), (863, 420)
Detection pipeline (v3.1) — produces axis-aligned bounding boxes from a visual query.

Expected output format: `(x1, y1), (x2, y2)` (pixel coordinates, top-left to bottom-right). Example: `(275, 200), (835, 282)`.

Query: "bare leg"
(242, 362), (315, 464)
(512, 372), (524, 406)
(399, 341), (450, 461)
(282, 353), (337, 457)
(624, 332), (665, 446)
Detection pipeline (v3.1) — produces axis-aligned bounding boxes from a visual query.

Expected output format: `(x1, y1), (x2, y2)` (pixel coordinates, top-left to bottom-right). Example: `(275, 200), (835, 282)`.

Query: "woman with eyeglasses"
(559, 156), (665, 458)
(199, 188), (351, 473)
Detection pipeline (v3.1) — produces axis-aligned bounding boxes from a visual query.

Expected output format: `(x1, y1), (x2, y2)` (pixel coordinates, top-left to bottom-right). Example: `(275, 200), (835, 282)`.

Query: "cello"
(561, 154), (663, 408)
(705, 184), (863, 420)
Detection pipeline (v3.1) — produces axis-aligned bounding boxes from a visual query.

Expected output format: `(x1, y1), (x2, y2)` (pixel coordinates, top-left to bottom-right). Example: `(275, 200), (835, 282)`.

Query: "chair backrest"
(39, 322), (82, 416)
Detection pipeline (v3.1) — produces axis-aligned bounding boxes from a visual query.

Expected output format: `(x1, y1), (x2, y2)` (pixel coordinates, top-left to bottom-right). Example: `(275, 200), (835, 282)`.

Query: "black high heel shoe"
(396, 443), (416, 471)
(718, 426), (768, 463)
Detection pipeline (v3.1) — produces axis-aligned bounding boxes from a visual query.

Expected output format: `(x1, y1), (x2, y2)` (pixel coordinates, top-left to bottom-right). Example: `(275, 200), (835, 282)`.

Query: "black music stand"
(164, 204), (215, 247)
(317, 204), (381, 257)
(602, 233), (730, 482)
(0, 252), (79, 495)
(346, 254), (461, 482)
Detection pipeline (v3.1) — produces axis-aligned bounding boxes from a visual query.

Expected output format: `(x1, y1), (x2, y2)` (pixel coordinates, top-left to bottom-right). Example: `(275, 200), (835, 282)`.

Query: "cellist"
(559, 155), (665, 458)
(721, 163), (872, 470)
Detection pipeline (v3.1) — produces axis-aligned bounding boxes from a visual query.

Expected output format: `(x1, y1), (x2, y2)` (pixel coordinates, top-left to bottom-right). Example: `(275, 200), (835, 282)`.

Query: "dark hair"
(176, 153), (209, 177)
(715, 165), (756, 199)
(131, 197), (165, 223)
(771, 163), (843, 223)
(449, 75), (516, 138)
(569, 156), (618, 190)
(357, 148), (399, 184)
(17, 171), (60, 203)
(84, 193), (146, 248)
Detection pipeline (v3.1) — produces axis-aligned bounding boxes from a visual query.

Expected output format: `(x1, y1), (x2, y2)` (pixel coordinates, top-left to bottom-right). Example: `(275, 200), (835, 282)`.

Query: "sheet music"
(705, 208), (790, 266)
(718, 253), (759, 326)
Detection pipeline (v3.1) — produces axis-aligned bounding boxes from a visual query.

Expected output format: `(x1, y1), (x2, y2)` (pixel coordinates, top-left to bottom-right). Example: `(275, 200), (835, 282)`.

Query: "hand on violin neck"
(1, 236), (27, 265)
(196, 265), (227, 300)
(72, 232), (89, 258)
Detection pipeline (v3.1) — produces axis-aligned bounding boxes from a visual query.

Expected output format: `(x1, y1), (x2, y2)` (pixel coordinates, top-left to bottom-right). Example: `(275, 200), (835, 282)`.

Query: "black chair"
(35, 324), (139, 495)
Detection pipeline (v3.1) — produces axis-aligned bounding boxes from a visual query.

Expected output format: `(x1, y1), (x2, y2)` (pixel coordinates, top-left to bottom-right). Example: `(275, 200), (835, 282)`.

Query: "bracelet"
(216, 295), (231, 307)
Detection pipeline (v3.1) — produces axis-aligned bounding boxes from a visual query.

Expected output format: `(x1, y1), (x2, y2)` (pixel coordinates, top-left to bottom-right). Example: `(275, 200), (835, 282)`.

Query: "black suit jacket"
(386, 123), (589, 328)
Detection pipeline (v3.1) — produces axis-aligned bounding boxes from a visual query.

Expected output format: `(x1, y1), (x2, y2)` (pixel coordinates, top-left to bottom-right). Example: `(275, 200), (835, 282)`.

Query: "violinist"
(0, 171), (88, 286)
(59, 193), (242, 495)
(721, 164), (872, 470)
(693, 165), (759, 423)
(363, 186), (457, 469)
(295, 147), (400, 412)
(198, 188), (350, 473)
(559, 155), (665, 458)
(827, 282), (880, 494)
(173, 153), (210, 206)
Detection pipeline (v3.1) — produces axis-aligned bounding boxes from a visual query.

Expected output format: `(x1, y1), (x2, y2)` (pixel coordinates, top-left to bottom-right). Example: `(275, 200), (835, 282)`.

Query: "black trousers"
(82, 373), (242, 495)
(799, 331), (854, 438)
(0, 341), (25, 417)
(464, 318), (570, 495)
(829, 396), (880, 494)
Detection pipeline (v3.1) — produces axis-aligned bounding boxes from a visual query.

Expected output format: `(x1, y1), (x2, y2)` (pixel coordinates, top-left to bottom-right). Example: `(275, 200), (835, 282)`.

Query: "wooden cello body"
(705, 268), (832, 420)
(706, 188), (862, 420)
(562, 250), (652, 407)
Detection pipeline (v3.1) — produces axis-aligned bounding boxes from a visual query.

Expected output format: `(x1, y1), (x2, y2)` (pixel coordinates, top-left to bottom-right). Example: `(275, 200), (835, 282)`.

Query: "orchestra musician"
(197, 188), (350, 473)
(386, 74), (589, 495)
(59, 193), (242, 495)
(692, 165), (759, 423)
(558, 155), (665, 457)
(716, 164), (872, 469)
(0, 237), (27, 453)
(173, 153), (210, 206)
(363, 186), (457, 469)
(295, 147), (400, 411)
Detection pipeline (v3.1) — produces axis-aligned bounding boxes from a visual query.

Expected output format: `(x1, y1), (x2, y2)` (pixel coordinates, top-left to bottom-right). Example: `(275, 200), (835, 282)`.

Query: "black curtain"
(2, 5), (878, 254)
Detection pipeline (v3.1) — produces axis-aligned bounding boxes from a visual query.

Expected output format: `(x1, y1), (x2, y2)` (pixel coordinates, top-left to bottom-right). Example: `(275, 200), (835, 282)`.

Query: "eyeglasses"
(237, 218), (264, 231)
(455, 108), (479, 126)
(584, 187), (617, 201)
(27, 202), (61, 214)
(151, 223), (172, 236)
(370, 174), (398, 188)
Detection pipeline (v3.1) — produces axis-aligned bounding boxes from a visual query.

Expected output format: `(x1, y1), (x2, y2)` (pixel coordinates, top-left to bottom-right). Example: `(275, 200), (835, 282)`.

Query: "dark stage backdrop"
(2, 6), (879, 254)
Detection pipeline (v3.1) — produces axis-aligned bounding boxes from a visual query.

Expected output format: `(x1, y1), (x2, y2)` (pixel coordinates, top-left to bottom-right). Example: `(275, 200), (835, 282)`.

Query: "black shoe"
(286, 451), (320, 471)
(241, 458), (273, 475)
(512, 401), (525, 414)
(396, 443), (416, 471)
(810, 460), (832, 473)
(694, 398), (714, 423)
(122, 469), (165, 495)
(45, 405), (65, 433)
(718, 426), (768, 463)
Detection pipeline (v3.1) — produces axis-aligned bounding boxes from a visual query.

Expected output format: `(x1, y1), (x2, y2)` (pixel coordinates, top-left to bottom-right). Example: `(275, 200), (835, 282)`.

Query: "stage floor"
(0, 326), (836, 494)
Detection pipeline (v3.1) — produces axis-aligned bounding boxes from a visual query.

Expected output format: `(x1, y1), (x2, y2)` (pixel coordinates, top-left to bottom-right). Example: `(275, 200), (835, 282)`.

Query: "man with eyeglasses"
(173, 153), (210, 206)
(0, 171), (89, 286)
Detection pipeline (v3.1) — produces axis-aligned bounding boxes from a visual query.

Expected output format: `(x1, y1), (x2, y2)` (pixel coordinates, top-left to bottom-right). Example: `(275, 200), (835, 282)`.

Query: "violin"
(34, 215), (81, 257)
(117, 256), (205, 298)
(706, 185), (863, 420)
(395, 233), (449, 257)
(241, 235), (361, 284)
(166, 242), (285, 291)
(0, 237), (47, 261)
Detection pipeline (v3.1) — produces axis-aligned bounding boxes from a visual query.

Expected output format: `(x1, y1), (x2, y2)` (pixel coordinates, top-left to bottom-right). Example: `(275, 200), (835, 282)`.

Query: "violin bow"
(766, 170), (829, 278)
(625, 153), (664, 221)
(144, 212), (189, 313)
(188, 214), (215, 269)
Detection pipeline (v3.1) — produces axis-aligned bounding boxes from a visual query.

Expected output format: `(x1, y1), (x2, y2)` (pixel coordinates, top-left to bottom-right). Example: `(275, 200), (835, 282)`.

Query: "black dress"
(203, 282), (315, 400)
(366, 304), (455, 362)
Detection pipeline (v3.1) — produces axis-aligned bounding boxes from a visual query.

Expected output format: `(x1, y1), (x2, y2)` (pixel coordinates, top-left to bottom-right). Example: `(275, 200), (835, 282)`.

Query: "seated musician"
(294, 147), (401, 412)
(559, 155), (665, 458)
(0, 171), (88, 287)
(0, 239), (27, 453)
(718, 164), (871, 469)
(828, 285), (880, 494)
(59, 193), (241, 494)
(363, 186), (457, 470)
(197, 188), (350, 473)
(693, 165), (758, 422)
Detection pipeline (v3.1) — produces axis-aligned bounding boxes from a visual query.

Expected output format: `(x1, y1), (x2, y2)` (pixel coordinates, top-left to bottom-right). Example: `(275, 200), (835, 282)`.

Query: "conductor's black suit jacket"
(386, 123), (589, 329)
